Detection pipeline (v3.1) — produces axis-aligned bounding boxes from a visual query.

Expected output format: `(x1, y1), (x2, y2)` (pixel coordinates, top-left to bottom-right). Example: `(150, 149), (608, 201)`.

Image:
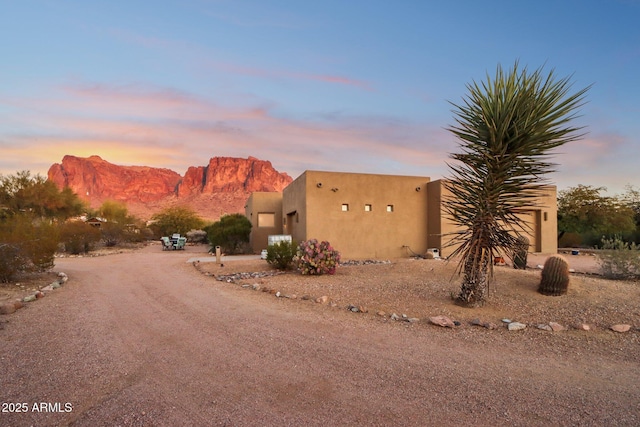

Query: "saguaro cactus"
(538, 254), (570, 296)
(513, 235), (530, 270)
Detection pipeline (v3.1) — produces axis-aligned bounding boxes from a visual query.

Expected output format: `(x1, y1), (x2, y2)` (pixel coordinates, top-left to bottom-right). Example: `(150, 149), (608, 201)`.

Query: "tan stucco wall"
(427, 180), (558, 257)
(282, 172), (308, 245)
(245, 192), (284, 254)
(285, 171), (430, 259)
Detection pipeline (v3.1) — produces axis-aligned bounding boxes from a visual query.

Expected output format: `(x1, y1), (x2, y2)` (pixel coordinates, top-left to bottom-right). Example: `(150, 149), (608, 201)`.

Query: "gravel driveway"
(1, 245), (638, 426)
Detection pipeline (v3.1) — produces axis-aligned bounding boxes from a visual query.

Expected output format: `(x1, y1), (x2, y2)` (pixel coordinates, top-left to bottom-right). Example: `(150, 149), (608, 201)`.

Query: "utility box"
(268, 235), (292, 246)
(426, 248), (440, 259)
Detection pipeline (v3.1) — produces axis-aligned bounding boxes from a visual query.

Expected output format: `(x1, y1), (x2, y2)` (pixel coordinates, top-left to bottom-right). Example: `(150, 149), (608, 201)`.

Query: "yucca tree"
(444, 62), (590, 306)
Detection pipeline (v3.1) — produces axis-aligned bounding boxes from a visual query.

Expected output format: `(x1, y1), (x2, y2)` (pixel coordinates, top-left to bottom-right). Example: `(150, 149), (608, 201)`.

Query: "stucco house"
(246, 170), (557, 259)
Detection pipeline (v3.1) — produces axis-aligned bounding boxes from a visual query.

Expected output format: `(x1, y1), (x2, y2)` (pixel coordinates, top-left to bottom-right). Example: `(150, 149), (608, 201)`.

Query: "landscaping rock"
(0, 303), (17, 315)
(508, 322), (527, 331)
(315, 296), (328, 304)
(549, 322), (565, 332)
(537, 324), (553, 331)
(610, 324), (631, 333)
(22, 295), (37, 303)
(429, 315), (455, 328)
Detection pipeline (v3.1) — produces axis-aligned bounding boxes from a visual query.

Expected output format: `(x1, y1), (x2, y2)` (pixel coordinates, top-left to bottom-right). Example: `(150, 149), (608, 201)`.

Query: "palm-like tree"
(444, 62), (590, 306)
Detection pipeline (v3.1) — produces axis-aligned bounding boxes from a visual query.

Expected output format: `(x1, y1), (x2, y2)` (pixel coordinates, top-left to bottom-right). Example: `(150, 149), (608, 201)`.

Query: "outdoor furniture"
(161, 236), (173, 250)
(175, 237), (187, 250)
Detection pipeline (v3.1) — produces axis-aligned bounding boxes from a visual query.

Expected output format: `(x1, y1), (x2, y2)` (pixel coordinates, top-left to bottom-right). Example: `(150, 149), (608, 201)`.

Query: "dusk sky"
(1, 0), (638, 194)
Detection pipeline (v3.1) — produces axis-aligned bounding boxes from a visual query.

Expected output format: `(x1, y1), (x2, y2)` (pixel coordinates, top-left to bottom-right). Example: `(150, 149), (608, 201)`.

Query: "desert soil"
(1, 244), (639, 426)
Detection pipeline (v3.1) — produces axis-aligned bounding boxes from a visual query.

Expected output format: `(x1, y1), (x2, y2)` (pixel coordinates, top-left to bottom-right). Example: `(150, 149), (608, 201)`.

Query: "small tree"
(204, 214), (252, 254)
(151, 207), (205, 237)
(444, 62), (590, 306)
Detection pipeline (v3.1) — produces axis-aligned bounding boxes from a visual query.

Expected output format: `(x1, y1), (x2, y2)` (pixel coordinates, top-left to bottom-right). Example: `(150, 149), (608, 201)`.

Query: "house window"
(365, 204), (372, 212)
(387, 205), (394, 212)
(257, 212), (275, 227)
(341, 204), (349, 212)
(543, 212), (548, 221)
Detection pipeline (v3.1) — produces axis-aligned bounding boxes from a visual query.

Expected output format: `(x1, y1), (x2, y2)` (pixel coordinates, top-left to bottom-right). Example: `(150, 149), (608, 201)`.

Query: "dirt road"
(1, 246), (638, 426)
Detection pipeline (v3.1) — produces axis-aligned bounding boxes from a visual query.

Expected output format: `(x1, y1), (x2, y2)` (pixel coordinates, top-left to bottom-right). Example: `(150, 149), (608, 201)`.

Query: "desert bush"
(205, 214), (252, 254)
(0, 243), (24, 282)
(59, 221), (101, 254)
(0, 214), (59, 280)
(186, 229), (208, 244)
(266, 240), (297, 270)
(296, 239), (340, 275)
(597, 235), (640, 280)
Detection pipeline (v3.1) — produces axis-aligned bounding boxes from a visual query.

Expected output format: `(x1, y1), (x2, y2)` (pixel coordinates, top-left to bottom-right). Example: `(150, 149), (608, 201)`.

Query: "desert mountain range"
(47, 155), (293, 221)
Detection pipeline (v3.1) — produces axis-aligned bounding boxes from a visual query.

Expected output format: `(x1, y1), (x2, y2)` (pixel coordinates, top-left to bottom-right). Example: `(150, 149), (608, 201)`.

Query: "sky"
(1, 0), (639, 194)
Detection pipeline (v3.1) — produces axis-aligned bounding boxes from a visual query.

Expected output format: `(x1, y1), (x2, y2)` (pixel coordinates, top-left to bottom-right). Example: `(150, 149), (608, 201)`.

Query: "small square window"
(387, 205), (394, 212)
(341, 204), (349, 212)
(365, 204), (372, 212)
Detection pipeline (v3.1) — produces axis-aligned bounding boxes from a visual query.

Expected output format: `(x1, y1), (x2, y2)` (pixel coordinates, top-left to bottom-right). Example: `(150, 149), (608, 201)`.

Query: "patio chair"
(175, 237), (187, 250)
(161, 236), (174, 250)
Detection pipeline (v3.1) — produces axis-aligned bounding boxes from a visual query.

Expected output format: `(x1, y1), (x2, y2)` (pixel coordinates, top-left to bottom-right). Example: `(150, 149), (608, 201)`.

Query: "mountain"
(47, 155), (293, 221)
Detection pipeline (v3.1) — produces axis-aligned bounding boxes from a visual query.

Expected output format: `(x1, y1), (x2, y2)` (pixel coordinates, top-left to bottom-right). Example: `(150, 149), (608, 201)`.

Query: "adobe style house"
(246, 170), (557, 259)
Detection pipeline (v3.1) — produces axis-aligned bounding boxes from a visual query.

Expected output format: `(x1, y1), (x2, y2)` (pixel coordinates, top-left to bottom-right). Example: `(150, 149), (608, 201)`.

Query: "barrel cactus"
(538, 254), (570, 296)
(513, 235), (529, 270)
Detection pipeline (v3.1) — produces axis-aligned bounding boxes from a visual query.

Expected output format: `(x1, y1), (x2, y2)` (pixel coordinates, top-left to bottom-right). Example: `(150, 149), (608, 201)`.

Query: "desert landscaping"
(1, 243), (639, 426)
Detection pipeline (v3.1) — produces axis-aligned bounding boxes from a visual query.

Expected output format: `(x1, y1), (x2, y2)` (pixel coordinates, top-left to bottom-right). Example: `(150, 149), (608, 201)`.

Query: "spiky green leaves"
(444, 62), (590, 305)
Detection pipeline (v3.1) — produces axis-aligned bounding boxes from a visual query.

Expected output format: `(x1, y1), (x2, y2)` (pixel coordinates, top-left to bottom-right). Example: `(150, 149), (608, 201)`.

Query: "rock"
(241, 284), (251, 288)
(508, 322), (527, 331)
(290, 294), (297, 299)
(578, 323), (591, 331)
(315, 296), (328, 304)
(35, 291), (45, 299)
(377, 311), (386, 317)
(41, 285), (54, 291)
(390, 313), (400, 321)
(470, 318), (482, 326)
(13, 301), (23, 310)
(484, 323), (498, 330)
(407, 317), (420, 323)
(252, 284), (260, 291)
(429, 315), (455, 328)
(348, 305), (360, 312)
(610, 324), (631, 333)
(453, 320), (461, 326)
(549, 322), (564, 332)
(22, 295), (37, 303)
(501, 318), (512, 324)
(358, 306), (368, 313)
(52, 282), (61, 289)
(0, 303), (17, 315)
(537, 324), (553, 331)
(275, 291), (281, 297)
(301, 295), (311, 300)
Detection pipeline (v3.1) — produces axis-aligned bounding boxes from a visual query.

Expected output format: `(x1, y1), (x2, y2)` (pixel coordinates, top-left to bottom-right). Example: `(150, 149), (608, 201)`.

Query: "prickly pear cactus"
(538, 254), (570, 296)
(513, 235), (529, 270)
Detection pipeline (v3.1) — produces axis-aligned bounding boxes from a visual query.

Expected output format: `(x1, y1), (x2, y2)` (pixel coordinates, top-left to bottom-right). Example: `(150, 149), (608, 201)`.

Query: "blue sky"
(1, 0), (638, 193)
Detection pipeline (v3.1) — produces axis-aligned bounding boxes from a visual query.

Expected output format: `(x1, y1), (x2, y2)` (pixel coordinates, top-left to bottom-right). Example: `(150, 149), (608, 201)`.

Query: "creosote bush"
(297, 239), (340, 275)
(266, 240), (297, 270)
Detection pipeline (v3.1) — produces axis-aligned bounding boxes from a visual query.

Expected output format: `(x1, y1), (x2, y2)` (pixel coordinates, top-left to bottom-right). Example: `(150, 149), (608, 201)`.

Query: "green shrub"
(266, 240), (297, 270)
(0, 243), (23, 282)
(59, 221), (101, 254)
(296, 239), (340, 275)
(597, 235), (640, 280)
(205, 214), (252, 254)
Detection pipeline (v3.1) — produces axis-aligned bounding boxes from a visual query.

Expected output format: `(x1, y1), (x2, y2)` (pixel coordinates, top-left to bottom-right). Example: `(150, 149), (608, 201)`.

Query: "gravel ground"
(1, 244), (639, 426)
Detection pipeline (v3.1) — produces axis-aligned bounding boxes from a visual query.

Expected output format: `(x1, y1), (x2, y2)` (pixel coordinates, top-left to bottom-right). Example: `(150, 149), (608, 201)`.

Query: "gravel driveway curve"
(1, 245), (638, 426)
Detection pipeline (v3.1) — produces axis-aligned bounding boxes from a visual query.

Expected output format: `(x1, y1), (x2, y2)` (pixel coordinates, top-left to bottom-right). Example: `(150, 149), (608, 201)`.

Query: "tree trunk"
(457, 247), (491, 307)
